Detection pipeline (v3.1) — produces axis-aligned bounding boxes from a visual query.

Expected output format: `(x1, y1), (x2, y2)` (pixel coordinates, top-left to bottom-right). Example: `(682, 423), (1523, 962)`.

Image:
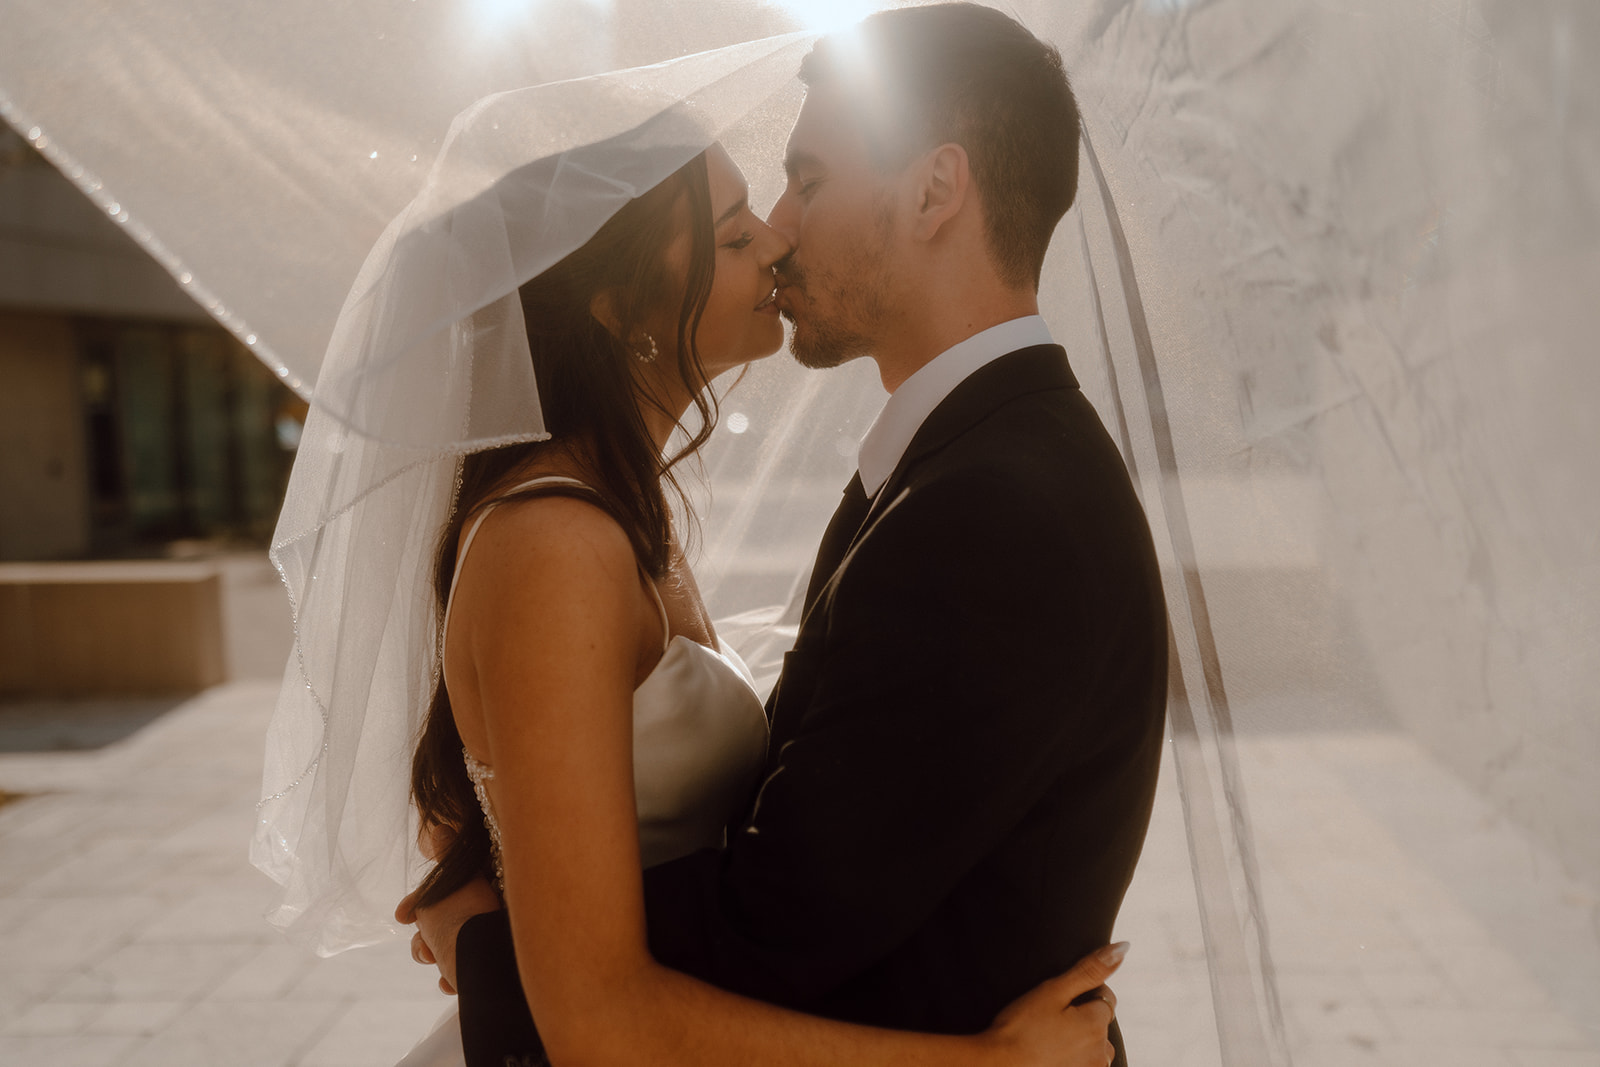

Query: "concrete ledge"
(0, 561), (225, 696)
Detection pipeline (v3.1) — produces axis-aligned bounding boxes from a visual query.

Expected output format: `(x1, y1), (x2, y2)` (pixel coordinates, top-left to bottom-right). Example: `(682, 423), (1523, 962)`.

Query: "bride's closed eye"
(724, 232), (755, 251)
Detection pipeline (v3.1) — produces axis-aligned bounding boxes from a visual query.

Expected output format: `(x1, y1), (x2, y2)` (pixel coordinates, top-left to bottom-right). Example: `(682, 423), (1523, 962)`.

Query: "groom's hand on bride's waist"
(396, 876), (502, 995)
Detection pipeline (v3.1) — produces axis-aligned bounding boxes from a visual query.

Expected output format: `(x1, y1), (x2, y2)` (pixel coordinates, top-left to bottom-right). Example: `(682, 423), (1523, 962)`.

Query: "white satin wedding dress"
(398, 476), (771, 1067)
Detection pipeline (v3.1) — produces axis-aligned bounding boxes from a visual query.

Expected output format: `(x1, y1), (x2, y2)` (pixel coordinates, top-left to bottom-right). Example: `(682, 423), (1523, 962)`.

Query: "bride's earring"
(634, 334), (660, 364)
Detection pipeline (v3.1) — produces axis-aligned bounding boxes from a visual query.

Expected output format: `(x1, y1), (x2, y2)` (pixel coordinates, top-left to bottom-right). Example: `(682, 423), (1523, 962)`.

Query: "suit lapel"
(853, 344), (1077, 548)
(766, 344), (1079, 744)
(762, 472), (872, 727)
(801, 471), (872, 616)
(795, 345), (1078, 633)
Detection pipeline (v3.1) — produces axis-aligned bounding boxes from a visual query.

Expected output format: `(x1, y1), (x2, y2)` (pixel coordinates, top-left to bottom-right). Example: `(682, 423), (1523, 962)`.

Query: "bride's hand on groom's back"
(395, 875), (501, 995)
(396, 823), (502, 995)
(981, 942), (1128, 1066)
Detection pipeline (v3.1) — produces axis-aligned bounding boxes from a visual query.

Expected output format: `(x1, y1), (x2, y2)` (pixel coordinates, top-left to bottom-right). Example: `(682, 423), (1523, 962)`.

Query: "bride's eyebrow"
(716, 194), (749, 228)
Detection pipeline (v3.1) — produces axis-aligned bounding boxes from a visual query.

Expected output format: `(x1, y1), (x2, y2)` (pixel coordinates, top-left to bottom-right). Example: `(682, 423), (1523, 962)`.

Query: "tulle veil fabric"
(3, 2), (1596, 1064)
(253, 31), (817, 956)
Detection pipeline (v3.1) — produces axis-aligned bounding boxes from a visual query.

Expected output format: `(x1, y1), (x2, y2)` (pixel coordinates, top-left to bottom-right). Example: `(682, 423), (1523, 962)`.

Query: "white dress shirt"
(855, 315), (1055, 496)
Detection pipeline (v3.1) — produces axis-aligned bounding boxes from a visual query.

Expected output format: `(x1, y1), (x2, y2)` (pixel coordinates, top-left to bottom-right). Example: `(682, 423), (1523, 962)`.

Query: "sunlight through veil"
(3, 2), (1595, 1064)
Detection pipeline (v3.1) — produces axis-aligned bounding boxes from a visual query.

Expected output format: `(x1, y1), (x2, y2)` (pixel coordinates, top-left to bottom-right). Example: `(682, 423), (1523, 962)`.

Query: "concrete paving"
(0, 680), (452, 1067)
(0, 555), (1595, 1066)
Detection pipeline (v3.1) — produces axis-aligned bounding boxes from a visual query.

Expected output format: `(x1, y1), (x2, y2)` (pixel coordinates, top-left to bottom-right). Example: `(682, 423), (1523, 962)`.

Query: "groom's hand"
(395, 877), (502, 995)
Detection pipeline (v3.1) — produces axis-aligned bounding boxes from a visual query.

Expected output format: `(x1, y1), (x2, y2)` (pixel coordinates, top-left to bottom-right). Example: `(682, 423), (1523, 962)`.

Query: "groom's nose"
(767, 191), (800, 248)
(760, 225), (795, 269)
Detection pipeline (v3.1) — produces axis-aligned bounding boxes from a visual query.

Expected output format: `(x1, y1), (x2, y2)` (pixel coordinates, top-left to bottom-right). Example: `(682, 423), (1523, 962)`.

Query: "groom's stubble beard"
(781, 197), (897, 370)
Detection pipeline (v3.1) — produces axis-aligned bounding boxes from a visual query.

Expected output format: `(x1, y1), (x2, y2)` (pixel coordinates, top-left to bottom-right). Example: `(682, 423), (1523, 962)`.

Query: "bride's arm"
(444, 499), (1115, 1067)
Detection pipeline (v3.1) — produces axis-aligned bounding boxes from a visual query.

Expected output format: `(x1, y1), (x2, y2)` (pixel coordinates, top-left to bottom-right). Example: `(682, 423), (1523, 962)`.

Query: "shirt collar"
(856, 315), (1053, 496)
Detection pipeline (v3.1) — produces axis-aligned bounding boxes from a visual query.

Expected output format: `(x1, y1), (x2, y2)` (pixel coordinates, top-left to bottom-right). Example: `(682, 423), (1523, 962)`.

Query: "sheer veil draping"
(254, 38), (817, 954)
(4, 2), (1596, 1064)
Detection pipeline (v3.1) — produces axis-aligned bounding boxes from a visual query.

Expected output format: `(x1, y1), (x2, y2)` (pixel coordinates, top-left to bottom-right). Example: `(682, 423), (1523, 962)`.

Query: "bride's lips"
(771, 282), (796, 313)
(754, 284), (778, 312)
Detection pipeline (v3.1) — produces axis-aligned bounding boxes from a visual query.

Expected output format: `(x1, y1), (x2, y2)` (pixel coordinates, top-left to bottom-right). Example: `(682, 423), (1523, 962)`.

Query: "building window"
(75, 317), (300, 554)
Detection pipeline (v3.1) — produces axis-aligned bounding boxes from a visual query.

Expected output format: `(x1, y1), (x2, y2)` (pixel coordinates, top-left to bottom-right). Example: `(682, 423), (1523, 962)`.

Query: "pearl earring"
(634, 334), (660, 364)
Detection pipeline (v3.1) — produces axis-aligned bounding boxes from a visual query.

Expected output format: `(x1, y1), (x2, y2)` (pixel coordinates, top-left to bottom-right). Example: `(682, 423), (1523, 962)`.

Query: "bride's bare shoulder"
(445, 492), (650, 704)
(462, 491), (638, 596)
(444, 490), (649, 747)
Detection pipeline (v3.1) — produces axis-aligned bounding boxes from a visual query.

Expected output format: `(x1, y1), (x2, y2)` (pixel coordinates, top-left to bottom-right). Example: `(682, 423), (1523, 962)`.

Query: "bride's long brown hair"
(409, 152), (718, 906)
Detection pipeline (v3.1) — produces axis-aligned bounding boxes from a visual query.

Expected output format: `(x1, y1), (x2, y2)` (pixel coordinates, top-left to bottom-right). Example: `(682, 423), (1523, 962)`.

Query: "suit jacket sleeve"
(455, 910), (545, 1067)
(644, 465), (1152, 1007)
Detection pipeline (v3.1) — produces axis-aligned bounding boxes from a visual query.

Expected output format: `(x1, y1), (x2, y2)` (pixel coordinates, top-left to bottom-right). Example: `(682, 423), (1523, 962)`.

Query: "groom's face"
(768, 83), (901, 369)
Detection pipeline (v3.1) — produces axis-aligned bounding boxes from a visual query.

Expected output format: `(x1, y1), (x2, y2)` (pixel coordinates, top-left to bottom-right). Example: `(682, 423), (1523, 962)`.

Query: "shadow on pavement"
(0, 696), (193, 752)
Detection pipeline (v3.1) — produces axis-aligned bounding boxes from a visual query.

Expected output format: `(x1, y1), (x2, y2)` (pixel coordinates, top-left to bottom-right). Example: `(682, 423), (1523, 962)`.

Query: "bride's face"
(687, 144), (791, 380)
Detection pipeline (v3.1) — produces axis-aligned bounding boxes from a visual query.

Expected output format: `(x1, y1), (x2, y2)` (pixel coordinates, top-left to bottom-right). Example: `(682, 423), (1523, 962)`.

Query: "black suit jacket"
(457, 344), (1168, 1063)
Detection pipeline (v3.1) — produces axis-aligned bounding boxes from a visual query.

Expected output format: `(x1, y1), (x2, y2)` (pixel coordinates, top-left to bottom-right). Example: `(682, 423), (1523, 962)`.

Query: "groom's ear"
(908, 142), (971, 243)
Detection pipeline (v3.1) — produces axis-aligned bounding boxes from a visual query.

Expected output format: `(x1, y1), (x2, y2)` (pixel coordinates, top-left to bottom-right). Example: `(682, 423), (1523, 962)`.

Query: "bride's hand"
(395, 875), (502, 995)
(395, 822), (502, 995)
(980, 942), (1128, 1067)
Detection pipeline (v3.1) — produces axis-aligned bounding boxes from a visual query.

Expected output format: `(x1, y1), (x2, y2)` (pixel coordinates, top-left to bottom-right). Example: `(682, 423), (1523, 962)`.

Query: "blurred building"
(0, 128), (299, 562)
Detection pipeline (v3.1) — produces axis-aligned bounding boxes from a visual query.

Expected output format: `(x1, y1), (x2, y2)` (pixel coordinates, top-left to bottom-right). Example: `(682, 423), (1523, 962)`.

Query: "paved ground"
(0, 556), (1595, 1066)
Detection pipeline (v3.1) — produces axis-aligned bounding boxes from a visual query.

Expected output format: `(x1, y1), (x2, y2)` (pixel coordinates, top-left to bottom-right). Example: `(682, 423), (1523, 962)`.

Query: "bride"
(389, 140), (1123, 1066)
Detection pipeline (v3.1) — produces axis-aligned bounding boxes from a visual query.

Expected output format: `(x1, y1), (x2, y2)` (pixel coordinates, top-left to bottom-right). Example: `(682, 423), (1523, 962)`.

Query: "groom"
(414, 5), (1166, 1062)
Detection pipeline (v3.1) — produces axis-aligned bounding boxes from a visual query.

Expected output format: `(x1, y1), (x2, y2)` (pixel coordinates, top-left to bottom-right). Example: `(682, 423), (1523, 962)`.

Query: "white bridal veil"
(3, 1), (1596, 1064)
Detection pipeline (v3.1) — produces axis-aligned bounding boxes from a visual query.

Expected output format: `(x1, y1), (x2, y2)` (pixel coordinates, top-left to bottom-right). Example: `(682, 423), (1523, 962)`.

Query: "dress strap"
(644, 571), (672, 657)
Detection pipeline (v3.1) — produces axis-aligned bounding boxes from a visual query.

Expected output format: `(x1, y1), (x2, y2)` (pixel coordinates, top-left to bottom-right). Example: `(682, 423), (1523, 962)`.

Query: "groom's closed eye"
(782, 174), (824, 202)
(783, 148), (826, 184)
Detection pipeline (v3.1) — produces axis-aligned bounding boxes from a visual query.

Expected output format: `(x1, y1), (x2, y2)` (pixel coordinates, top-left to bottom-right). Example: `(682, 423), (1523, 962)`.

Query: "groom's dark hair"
(799, 3), (1080, 290)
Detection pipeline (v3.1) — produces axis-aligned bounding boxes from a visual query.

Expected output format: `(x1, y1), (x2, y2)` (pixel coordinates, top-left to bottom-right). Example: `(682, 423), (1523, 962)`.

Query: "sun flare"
(768, 0), (881, 33)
